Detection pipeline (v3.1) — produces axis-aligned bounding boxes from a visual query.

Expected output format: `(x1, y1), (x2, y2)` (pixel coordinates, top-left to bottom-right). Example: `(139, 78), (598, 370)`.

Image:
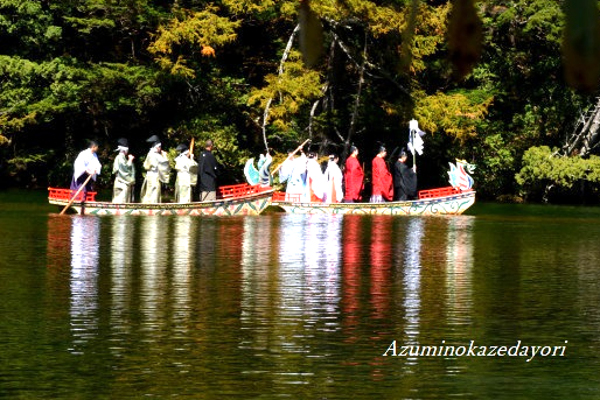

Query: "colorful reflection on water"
(1, 204), (600, 398)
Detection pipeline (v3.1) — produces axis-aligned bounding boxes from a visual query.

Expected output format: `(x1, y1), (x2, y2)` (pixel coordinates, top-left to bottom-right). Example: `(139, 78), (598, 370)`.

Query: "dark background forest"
(3, 0), (600, 203)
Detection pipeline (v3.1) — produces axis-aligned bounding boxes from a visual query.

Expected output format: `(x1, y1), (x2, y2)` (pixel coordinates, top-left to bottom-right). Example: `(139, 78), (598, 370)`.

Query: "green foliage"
(0, 56), (162, 135)
(516, 146), (600, 197)
(0, 0), (61, 56)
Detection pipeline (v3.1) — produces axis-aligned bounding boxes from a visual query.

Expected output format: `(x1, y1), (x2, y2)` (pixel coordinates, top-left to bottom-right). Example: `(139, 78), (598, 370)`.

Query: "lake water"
(1, 190), (600, 399)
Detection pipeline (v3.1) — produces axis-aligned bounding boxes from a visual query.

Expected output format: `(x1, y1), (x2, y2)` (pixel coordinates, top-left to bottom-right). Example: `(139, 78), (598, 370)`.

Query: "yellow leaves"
(148, 6), (240, 77)
(248, 51), (322, 132)
(402, 3), (450, 75)
(415, 91), (493, 143)
(381, 102), (398, 116)
(170, 56), (196, 79)
(0, 111), (37, 145)
(221, 0), (277, 15)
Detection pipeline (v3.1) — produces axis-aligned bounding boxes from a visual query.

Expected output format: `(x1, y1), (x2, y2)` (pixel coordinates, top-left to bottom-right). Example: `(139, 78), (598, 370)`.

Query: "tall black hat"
(146, 135), (160, 145)
(117, 138), (129, 147)
(176, 143), (188, 153)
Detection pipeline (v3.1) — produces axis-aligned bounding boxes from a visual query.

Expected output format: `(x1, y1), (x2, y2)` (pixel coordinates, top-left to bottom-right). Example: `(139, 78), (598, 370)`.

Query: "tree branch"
(261, 24), (300, 152)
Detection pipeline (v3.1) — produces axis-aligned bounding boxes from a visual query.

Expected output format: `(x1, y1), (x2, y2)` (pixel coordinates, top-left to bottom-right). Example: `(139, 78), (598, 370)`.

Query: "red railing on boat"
(49, 184), (269, 203)
(218, 183), (271, 199)
(271, 191), (302, 203)
(418, 186), (465, 199)
(48, 187), (97, 202)
(273, 187), (467, 203)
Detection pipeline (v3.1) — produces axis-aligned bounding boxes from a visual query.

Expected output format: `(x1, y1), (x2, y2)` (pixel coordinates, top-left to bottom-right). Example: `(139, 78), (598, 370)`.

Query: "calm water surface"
(1, 191), (600, 399)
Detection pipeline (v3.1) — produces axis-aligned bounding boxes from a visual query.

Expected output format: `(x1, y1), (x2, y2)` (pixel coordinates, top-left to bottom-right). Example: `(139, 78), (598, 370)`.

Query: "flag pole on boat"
(408, 119), (425, 173)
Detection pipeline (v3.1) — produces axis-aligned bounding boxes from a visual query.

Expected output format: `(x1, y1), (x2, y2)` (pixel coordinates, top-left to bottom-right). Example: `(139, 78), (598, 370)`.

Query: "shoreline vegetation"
(2, 1), (600, 205)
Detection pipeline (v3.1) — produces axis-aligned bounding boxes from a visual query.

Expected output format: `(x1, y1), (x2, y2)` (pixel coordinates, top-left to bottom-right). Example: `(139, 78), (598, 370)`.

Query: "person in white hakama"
(306, 152), (325, 202)
(112, 138), (135, 203)
(140, 135), (170, 204)
(324, 154), (343, 203)
(174, 143), (198, 203)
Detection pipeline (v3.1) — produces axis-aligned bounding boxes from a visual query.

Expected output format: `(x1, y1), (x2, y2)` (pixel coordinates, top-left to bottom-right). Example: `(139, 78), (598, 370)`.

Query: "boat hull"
(49, 190), (274, 216)
(272, 190), (475, 216)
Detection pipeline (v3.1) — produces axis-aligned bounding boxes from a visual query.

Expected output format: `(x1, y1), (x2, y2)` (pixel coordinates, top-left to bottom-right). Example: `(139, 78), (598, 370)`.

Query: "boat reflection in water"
(139, 217), (169, 336)
(52, 211), (478, 395)
(400, 218), (425, 369)
(341, 215), (364, 344)
(110, 216), (135, 342)
(171, 216), (196, 327)
(69, 216), (100, 355)
(445, 217), (475, 327)
(239, 214), (344, 387)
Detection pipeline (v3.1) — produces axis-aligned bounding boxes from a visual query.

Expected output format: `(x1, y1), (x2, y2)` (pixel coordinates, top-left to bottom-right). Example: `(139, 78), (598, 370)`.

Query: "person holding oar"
(174, 142), (198, 203)
(277, 139), (311, 202)
(70, 140), (102, 201)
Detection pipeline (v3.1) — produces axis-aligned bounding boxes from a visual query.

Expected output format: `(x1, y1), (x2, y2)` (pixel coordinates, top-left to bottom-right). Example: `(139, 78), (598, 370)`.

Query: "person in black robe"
(393, 150), (417, 201)
(197, 139), (219, 201)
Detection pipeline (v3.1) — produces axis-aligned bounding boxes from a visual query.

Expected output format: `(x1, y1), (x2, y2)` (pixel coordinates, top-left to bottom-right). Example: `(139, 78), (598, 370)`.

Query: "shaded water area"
(1, 190), (600, 398)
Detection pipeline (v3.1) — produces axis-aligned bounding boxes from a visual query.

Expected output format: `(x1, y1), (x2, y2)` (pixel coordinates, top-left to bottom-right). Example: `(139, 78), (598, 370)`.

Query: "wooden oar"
(59, 174), (93, 215)
(271, 138), (311, 175)
(189, 138), (195, 155)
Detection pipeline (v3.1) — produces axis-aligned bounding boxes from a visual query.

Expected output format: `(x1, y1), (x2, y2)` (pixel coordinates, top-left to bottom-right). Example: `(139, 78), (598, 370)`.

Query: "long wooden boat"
(48, 183), (274, 216)
(270, 186), (476, 216)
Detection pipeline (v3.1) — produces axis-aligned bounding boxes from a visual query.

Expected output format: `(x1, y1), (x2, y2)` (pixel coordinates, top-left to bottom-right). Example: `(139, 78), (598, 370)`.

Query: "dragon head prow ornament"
(448, 159), (476, 190)
(244, 153), (273, 186)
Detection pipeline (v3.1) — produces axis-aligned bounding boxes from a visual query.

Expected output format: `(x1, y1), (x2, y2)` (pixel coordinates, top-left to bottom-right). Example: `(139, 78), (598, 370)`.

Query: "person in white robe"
(174, 144), (198, 203)
(70, 140), (102, 198)
(283, 152), (308, 202)
(324, 154), (344, 203)
(306, 152), (325, 202)
(140, 135), (170, 203)
(112, 138), (135, 203)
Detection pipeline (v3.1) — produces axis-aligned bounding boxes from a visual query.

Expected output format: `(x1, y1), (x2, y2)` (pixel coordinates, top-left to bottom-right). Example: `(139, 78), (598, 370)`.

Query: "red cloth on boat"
(371, 156), (393, 201)
(344, 156), (364, 201)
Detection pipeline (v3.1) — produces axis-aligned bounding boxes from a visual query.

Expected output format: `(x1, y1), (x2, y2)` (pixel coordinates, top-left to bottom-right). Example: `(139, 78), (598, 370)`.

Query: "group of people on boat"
(70, 134), (417, 205)
(278, 144), (417, 204)
(70, 136), (219, 204)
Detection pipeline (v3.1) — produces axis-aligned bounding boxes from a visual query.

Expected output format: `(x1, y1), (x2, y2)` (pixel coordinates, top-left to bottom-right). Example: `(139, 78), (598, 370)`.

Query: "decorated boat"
(271, 187), (475, 216)
(48, 183), (274, 216)
(270, 159), (477, 216)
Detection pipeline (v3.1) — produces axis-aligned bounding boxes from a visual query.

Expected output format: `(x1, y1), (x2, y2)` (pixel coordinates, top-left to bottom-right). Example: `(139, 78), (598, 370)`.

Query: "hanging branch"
(329, 29), (410, 97)
(261, 24), (300, 152)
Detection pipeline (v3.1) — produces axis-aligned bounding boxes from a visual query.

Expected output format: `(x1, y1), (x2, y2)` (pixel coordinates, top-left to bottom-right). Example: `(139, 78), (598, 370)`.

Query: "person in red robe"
(370, 146), (393, 202)
(344, 146), (364, 202)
